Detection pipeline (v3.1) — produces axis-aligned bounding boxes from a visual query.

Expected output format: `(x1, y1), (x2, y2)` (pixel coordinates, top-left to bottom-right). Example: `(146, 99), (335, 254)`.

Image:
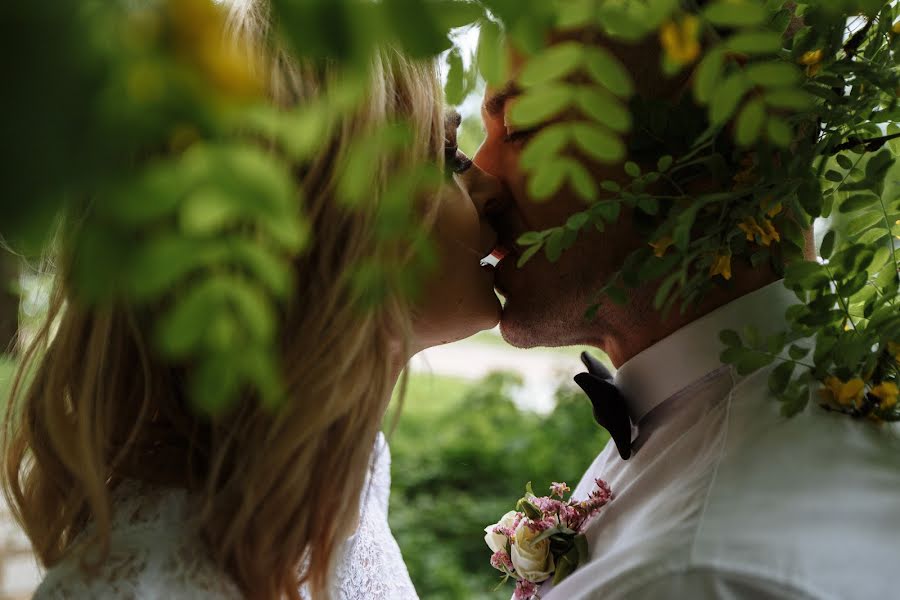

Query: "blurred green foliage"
(387, 372), (607, 599)
(1, 0), (898, 422)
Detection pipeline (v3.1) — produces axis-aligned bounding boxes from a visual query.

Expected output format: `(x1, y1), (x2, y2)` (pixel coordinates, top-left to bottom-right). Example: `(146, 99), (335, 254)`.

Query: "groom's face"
(473, 51), (645, 349)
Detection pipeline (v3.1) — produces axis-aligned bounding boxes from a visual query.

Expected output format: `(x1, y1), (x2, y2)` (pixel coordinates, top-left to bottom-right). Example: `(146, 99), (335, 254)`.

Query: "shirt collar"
(614, 280), (798, 423)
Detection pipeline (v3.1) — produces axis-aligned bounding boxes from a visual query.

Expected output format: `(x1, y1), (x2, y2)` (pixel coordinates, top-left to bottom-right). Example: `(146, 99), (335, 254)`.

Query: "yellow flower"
(709, 252), (732, 280)
(738, 217), (764, 242)
(871, 382), (899, 410)
(893, 20), (900, 35)
(799, 49), (823, 65)
(799, 49), (823, 77)
(761, 197), (783, 217)
(660, 16), (701, 66)
(759, 219), (780, 245)
(819, 376), (866, 407)
(649, 236), (674, 258)
(738, 217), (780, 246)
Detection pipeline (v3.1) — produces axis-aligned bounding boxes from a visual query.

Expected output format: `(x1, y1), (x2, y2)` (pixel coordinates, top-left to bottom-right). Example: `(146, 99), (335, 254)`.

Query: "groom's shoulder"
(683, 374), (900, 598)
(555, 370), (900, 600)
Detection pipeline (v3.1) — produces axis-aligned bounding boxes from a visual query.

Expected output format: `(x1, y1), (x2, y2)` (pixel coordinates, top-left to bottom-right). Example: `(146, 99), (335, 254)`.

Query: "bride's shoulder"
(33, 481), (243, 600)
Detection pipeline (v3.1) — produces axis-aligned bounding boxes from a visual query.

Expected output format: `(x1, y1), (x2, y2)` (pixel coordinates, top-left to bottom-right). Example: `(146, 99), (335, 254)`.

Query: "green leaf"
(768, 360), (795, 394)
(591, 201), (621, 223)
(780, 385), (808, 417)
(583, 47), (634, 97)
(518, 42), (584, 87)
(601, 179), (621, 192)
(704, 1), (768, 27)
(657, 155), (673, 172)
(744, 62), (802, 87)
(735, 98), (765, 146)
(444, 47), (466, 106)
(819, 229), (835, 259)
(735, 350), (775, 375)
(845, 211), (884, 238)
(477, 19), (506, 85)
(865, 149), (895, 180)
(520, 124), (571, 171)
(624, 161), (641, 178)
(517, 243), (542, 267)
(839, 193), (877, 213)
(528, 160), (568, 199)
(727, 31), (783, 55)
(571, 123), (626, 163)
(566, 212), (589, 230)
(575, 88), (631, 132)
(762, 88), (814, 111)
(544, 228), (565, 262)
(507, 84), (575, 128)
(788, 344), (810, 360)
(517, 231), (546, 245)
(654, 272), (680, 310)
(605, 285), (628, 304)
(710, 73), (748, 125)
(784, 261), (830, 289)
(693, 48), (726, 104)
(720, 329), (742, 347)
(564, 158), (599, 202)
(766, 117), (793, 147)
(835, 154), (854, 170)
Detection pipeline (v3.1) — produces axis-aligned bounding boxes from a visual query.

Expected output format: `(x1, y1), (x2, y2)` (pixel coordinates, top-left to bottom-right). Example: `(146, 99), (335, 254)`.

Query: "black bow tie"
(574, 352), (636, 461)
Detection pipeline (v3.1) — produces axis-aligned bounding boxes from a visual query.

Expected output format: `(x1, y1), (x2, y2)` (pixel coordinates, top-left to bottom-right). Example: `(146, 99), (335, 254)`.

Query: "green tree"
(388, 373), (608, 599)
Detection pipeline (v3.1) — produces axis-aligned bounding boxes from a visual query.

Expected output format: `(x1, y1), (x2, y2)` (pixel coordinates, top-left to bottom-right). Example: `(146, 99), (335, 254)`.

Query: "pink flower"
(550, 482), (570, 498)
(514, 579), (538, 599)
(490, 550), (514, 573)
(524, 517), (555, 532)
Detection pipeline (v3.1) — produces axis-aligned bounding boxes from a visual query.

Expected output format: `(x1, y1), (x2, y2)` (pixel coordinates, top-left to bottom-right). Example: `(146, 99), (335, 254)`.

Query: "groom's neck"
(597, 264), (781, 368)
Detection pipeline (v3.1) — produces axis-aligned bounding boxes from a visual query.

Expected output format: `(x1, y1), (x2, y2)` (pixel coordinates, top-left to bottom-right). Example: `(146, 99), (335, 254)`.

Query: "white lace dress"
(33, 433), (419, 599)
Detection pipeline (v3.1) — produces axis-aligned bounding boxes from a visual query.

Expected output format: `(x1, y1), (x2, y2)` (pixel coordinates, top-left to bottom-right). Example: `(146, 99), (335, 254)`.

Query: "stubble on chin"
(498, 291), (602, 349)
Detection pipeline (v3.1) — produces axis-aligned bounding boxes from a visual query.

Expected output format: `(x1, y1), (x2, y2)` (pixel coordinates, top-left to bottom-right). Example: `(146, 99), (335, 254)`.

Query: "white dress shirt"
(543, 281), (900, 600)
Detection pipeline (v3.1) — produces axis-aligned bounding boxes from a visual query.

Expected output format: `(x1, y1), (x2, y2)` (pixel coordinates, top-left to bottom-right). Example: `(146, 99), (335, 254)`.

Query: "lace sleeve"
(331, 433), (419, 600)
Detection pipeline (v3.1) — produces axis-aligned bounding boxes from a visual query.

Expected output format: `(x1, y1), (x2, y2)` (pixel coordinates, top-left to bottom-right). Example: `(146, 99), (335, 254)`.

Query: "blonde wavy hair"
(2, 1), (444, 598)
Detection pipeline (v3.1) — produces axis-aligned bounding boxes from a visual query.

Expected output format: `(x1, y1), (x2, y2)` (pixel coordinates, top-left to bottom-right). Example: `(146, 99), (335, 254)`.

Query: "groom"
(474, 31), (900, 600)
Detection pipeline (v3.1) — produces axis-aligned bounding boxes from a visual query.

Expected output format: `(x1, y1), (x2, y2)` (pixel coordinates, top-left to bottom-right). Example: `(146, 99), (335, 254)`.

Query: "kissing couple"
(7, 1), (898, 599)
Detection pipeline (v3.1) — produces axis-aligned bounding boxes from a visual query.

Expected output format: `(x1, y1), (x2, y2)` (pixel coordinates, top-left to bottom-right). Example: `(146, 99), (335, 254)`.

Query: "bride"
(2, 1), (505, 598)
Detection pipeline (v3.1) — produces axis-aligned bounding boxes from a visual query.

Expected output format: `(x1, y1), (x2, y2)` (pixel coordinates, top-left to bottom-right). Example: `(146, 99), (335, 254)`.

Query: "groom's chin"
(498, 297), (576, 349)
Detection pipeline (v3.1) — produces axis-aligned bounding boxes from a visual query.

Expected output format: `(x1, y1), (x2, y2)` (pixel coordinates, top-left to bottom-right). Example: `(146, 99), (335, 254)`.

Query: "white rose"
(510, 520), (555, 583)
(484, 511), (518, 553)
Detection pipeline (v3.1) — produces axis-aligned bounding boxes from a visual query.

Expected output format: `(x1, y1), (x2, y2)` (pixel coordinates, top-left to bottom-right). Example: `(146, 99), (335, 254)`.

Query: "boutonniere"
(483, 479), (612, 599)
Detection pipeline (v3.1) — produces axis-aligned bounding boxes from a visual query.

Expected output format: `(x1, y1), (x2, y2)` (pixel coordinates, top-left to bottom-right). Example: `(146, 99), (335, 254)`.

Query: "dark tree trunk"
(0, 252), (19, 356)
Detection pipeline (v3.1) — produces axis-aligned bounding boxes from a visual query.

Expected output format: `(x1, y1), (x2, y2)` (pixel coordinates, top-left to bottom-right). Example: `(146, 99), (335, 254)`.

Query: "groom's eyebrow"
(484, 82), (521, 117)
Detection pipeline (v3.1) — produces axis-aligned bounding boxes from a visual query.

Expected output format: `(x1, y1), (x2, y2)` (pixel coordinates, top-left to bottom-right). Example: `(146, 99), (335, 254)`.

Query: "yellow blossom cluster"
(819, 376), (899, 415)
(659, 16), (701, 66)
(819, 376), (865, 408)
(738, 216), (780, 246)
(871, 382), (899, 410)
